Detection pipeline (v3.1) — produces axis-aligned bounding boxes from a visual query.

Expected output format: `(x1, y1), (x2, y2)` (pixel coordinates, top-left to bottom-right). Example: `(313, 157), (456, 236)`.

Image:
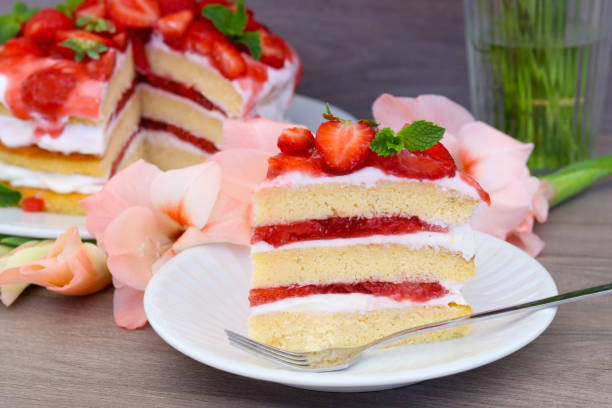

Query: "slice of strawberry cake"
(135, 0), (301, 169)
(248, 110), (490, 352)
(0, 2), (139, 214)
(0, 0), (301, 213)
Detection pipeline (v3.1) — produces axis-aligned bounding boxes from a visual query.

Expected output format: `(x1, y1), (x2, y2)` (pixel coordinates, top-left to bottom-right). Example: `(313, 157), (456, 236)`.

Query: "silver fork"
(226, 282), (612, 372)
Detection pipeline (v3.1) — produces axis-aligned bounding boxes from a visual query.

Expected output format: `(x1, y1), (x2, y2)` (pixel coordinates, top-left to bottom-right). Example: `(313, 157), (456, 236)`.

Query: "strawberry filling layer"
(249, 281), (448, 307)
(252, 216), (446, 247)
(107, 80), (138, 129)
(140, 118), (220, 154)
(139, 73), (226, 116)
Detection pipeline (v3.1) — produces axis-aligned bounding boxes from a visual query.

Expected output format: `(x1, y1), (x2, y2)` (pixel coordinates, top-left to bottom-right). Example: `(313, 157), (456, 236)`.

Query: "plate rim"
(0, 94), (353, 240)
(144, 232), (558, 389)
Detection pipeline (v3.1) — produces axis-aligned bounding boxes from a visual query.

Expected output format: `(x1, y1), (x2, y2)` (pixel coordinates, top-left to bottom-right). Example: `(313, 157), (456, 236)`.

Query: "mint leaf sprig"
(60, 38), (108, 62)
(56, 0), (86, 19)
(369, 121), (445, 156)
(76, 16), (116, 34)
(0, 2), (39, 45)
(0, 184), (22, 207)
(202, 3), (262, 60)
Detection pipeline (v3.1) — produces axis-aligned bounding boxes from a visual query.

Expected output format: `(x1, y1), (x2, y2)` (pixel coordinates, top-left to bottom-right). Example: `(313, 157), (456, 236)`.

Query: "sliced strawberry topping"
(52, 30), (113, 59)
(267, 153), (325, 179)
(259, 30), (287, 69)
(155, 10), (194, 46)
(85, 49), (117, 80)
(247, 62), (268, 82)
(245, 9), (262, 31)
(112, 31), (128, 51)
(374, 143), (457, 180)
(22, 196), (45, 212)
(106, 0), (160, 28)
(23, 9), (75, 46)
(128, 29), (151, 73)
(315, 120), (376, 173)
(158, 0), (196, 16)
(21, 66), (77, 117)
(277, 127), (315, 155)
(184, 21), (223, 55)
(76, 0), (106, 19)
(0, 38), (45, 58)
(211, 40), (246, 79)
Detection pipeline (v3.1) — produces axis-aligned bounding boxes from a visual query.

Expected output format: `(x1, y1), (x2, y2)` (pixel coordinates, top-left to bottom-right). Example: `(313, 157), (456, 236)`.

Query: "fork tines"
(225, 330), (310, 368)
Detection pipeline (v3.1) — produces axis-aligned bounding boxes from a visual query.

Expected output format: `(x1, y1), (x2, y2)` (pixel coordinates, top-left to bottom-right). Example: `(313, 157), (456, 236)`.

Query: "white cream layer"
(140, 128), (211, 156)
(250, 289), (467, 316)
(0, 161), (105, 194)
(259, 167), (483, 201)
(251, 224), (476, 260)
(147, 34), (298, 120)
(0, 49), (131, 155)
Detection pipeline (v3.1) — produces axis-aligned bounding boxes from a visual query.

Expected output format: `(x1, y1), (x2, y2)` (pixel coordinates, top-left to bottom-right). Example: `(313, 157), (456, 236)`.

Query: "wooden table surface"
(2, 1), (612, 406)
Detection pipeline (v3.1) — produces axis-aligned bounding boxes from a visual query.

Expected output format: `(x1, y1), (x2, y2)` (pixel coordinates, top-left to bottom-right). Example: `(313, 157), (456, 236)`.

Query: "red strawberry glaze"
(249, 280), (448, 307)
(460, 172), (491, 204)
(252, 216), (447, 247)
(141, 118), (220, 153)
(21, 196), (45, 212)
(0, 52), (113, 137)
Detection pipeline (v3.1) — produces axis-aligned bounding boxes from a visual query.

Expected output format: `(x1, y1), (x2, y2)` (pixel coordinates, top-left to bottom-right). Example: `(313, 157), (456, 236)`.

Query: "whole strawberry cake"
(248, 110), (490, 352)
(0, 0), (301, 214)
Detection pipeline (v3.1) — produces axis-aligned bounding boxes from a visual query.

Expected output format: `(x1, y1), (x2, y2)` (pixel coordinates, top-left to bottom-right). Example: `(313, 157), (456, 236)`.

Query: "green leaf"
(12, 2), (38, 23)
(369, 128), (404, 157)
(56, 0), (85, 18)
(228, 4), (248, 36)
(0, 184), (21, 207)
(0, 15), (21, 45)
(202, 4), (233, 34)
(398, 120), (445, 152)
(0, 236), (36, 247)
(77, 16), (116, 34)
(237, 31), (261, 60)
(60, 38), (108, 62)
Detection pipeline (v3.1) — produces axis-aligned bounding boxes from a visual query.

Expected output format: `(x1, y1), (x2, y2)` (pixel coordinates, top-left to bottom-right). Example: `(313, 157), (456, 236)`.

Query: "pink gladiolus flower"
(81, 149), (269, 329)
(373, 93), (550, 256)
(0, 226), (111, 304)
(222, 117), (307, 156)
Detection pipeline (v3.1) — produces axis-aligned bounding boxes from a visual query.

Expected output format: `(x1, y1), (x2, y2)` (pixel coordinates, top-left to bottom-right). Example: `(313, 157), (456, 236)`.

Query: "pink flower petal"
(113, 284), (147, 329)
(150, 161), (222, 229)
(507, 230), (546, 257)
(533, 181), (552, 223)
(81, 160), (161, 243)
(208, 149), (269, 202)
(103, 207), (171, 291)
(222, 118), (304, 156)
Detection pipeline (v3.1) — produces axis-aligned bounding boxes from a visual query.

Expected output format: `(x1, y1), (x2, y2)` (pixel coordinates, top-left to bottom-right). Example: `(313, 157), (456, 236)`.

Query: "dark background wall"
(6, 0), (612, 135)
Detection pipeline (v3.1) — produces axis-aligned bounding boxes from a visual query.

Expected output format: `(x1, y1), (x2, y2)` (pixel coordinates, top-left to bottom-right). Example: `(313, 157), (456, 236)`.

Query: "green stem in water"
(541, 155), (612, 207)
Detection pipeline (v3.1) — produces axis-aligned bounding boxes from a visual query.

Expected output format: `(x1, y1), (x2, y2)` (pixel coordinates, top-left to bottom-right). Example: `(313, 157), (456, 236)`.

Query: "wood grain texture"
(1, 0), (612, 406)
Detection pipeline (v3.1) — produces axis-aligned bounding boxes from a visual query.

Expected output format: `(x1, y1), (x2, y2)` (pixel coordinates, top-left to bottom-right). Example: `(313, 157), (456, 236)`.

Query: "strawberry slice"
(267, 153), (325, 179)
(23, 9), (75, 46)
(184, 21), (223, 55)
(375, 143), (456, 180)
(155, 10), (194, 46)
(76, 0), (106, 19)
(315, 120), (376, 173)
(245, 9), (262, 31)
(107, 0), (160, 28)
(159, 0), (196, 16)
(22, 196), (45, 212)
(259, 30), (287, 69)
(129, 29), (151, 73)
(85, 49), (117, 80)
(112, 31), (128, 51)
(211, 40), (246, 79)
(53, 30), (113, 60)
(0, 38), (45, 58)
(21, 66), (77, 117)
(277, 127), (315, 155)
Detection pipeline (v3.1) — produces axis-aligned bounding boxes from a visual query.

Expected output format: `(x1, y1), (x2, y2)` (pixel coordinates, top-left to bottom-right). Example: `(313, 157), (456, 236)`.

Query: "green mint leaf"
(0, 184), (21, 207)
(0, 15), (20, 45)
(237, 31), (261, 60)
(202, 4), (233, 35)
(60, 38), (108, 62)
(12, 2), (38, 23)
(228, 3), (248, 36)
(369, 128), (404, 157)
(398, 120), (445, 152)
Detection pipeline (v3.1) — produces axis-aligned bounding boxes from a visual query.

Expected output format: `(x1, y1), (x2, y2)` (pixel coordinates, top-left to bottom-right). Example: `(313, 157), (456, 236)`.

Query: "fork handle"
(368, 282), (612, 351)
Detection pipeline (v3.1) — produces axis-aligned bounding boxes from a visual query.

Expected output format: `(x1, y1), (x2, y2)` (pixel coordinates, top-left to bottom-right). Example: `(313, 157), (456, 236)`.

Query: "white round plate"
(144, 232), (558, 392)
(0, 95), (355, 239)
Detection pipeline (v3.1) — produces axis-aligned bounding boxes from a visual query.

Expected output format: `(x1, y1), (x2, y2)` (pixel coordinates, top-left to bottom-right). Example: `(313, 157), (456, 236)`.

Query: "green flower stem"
(541, 155), (612, 207)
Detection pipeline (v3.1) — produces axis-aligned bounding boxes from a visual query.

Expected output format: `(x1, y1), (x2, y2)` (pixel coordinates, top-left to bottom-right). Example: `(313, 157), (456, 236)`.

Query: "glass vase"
(464, 0), (612, 172)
